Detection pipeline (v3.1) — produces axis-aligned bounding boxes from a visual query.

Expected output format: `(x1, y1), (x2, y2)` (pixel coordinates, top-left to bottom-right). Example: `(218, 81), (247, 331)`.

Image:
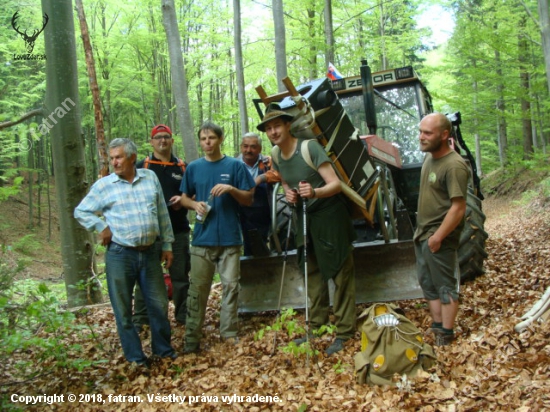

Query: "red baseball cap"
(151, 124), (172, 138)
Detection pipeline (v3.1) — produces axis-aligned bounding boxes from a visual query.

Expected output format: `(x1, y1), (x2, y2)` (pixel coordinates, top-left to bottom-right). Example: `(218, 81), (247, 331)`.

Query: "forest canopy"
(1, 0), (547, 179)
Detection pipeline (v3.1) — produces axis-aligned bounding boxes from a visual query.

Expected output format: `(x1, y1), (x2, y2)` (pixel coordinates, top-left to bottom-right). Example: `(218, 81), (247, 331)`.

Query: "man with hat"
(257, 110), (357, 356)
(133, 124), (191, 329)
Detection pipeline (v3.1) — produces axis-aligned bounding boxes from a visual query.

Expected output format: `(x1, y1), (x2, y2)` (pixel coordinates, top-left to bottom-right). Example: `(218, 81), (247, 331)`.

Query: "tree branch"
(0, 109), (44, 131)
(518, 0), (541, 29)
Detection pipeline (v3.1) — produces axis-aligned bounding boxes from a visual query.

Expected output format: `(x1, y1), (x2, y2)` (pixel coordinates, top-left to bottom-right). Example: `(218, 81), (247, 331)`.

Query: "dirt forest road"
(2, 195), (550, 411)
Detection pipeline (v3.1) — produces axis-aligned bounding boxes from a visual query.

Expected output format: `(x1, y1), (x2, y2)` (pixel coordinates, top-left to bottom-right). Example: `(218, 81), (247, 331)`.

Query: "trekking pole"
(301, 181), (310, 367)
(271, 201), (294, 356)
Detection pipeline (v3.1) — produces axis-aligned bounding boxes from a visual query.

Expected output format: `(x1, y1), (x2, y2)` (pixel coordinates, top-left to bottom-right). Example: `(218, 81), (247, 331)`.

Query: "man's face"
(264, 118), (291, 146)
(240, 137), (261, 166)
(110, 146), (136, 180)
(199, 128), (223, 157)
(419, 115), (447, 154)
(150, 131), (173, 156)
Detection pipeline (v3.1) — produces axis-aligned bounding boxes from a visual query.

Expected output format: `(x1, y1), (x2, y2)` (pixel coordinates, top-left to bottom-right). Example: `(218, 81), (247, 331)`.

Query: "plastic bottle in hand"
(196, 194), (213, 223)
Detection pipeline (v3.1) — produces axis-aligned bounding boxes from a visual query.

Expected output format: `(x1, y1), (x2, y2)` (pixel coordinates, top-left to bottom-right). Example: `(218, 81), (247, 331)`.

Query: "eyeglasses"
(152, 135), (172, 140)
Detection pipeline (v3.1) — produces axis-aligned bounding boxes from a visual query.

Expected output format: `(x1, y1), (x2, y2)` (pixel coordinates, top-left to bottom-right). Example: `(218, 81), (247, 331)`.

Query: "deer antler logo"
(11, 12), (49, 54)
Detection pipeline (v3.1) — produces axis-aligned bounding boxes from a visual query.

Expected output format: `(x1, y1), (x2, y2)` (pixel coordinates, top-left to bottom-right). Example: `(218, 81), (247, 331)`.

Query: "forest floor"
(1, 169), (550, 411)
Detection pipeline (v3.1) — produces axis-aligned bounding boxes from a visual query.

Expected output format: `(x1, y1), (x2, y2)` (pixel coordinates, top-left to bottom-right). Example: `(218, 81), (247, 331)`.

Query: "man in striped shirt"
(75, 138), (177, 366)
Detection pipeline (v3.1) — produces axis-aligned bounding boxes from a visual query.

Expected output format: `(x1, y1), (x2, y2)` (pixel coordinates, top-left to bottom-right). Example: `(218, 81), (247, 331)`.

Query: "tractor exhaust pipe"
(360, 59), (377, 135)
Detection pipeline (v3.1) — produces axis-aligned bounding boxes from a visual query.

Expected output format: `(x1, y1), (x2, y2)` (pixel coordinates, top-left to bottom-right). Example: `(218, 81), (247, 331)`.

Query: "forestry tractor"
(238, 60), (487, 313)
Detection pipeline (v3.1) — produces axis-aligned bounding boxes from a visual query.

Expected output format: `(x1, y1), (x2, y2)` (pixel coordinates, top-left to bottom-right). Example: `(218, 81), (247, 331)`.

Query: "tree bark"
(41, 0), (102, 307)
(161, 0), (199, 162)
(472, 60), (482, 176)
(539, 0), (550, 92)
(518, 18), (533, 159)
(324, 0), (334, 69)
(495, 49), (508, 166)
(75, 0), (109, 177)
(307, 7), (316, 80)
(233, 0), (249, 133)
(272, 0), (288, 92)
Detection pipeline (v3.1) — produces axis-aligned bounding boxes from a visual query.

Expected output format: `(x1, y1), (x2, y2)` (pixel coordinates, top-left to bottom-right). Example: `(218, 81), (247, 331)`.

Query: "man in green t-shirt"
(414, 113), (469, 346)
(257, 110), (356, 356)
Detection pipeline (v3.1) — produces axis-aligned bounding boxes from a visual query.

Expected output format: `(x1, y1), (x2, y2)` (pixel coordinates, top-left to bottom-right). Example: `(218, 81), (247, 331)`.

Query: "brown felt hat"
(256, 110), (294, 132)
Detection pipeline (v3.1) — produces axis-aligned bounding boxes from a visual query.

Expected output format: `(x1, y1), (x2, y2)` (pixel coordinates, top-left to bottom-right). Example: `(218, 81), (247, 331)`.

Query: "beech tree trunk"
(161, 0), (199, 161)
(495, 49), (508, 166)
(324, 0), (334, 69)
(519, 18), (533, 159)
(41, 0), (102, 307)
(233, 0), (248, 133)
(273, 0), (288, 92)
(539, 0), (550, 92)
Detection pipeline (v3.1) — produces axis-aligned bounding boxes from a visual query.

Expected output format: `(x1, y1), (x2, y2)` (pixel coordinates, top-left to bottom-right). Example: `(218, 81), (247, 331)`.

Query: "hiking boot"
(293, 333), (314, 346)
(434, 330), (455, 346)
(183, 344), (200, 354)
(427, 327), (443, 337)
(166, 352), (179, 360)
(131, 357), (151, 369)
(325, 338), (347, 356)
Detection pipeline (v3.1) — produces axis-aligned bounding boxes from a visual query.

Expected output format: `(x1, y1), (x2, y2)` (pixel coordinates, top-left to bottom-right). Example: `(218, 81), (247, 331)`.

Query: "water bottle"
(196, 194), (213, 223)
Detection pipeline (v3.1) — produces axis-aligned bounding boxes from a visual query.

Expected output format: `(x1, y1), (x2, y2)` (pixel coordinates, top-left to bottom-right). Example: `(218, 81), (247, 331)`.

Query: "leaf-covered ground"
(2, 195), (550, 411)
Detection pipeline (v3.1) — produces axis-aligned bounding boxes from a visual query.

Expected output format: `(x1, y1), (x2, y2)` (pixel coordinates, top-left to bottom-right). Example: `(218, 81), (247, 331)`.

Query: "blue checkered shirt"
(74, 168), (174, 251)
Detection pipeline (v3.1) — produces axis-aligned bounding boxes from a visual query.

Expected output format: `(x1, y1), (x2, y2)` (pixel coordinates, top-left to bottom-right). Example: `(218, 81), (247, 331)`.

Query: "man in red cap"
(133, 124), (191, 330)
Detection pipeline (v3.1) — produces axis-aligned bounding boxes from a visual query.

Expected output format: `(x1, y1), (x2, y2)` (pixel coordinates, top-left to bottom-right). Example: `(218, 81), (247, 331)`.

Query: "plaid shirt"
(74, 168), (174, 251)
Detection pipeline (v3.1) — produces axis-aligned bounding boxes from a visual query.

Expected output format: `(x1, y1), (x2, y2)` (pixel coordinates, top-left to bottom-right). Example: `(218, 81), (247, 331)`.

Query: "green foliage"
(332, 359), (346, 374)
(0, 254), (107, 381)
(12, 234), (40, 256)
(254, 307), (331, 359)
(254, 308), (305, 341)
(515, 175), (550, 206)
(3, 0), (545, 178)
(280, 340), (319, 358)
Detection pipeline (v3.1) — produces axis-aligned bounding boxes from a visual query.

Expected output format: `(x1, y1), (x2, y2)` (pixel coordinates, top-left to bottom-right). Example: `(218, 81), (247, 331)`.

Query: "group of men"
(74, 110), (468, 365)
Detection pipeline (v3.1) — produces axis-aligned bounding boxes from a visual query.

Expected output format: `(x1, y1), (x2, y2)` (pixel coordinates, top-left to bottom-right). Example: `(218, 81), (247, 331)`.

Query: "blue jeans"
(106, 242), (175, 363)
(133, 232), (190, 324)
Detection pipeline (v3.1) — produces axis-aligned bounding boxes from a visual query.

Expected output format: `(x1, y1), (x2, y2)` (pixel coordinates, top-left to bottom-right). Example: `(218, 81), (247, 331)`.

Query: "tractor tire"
(458, 193), (488, 283)
(274, 193), (297, 251)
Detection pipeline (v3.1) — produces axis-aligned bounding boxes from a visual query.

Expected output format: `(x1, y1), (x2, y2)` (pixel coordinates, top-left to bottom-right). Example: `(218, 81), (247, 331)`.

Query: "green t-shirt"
(272, 139), (356, 281)
(273, 139), (327, 192)
(414, 150), (469, 247)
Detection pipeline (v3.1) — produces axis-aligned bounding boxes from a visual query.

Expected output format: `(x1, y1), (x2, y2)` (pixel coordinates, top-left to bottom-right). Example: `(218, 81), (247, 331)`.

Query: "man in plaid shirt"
(75, 138), (177, 366)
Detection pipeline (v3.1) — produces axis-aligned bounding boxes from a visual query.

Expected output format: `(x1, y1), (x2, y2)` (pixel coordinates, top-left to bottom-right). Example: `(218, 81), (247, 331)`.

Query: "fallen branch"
(67, 302), (111, 313)
(515, 286), (550, 333)
(520, 286), (550, 320)
(0, 108), (44, 130)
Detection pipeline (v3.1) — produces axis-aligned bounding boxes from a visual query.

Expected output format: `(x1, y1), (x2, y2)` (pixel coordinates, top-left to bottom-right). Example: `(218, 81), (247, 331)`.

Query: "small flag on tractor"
(327, 62), (343, 80)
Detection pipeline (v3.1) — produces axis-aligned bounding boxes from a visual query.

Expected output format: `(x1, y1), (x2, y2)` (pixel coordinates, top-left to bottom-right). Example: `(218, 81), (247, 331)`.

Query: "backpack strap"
(270, 146), (280, 166)
(300, 139), (316, 171)
(144, 155), (186, 173)
(270, 140), (317, 171)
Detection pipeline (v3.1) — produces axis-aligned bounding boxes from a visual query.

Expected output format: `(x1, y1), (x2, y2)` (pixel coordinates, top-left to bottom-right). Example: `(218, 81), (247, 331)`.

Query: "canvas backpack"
(354, 303), (436, 386)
